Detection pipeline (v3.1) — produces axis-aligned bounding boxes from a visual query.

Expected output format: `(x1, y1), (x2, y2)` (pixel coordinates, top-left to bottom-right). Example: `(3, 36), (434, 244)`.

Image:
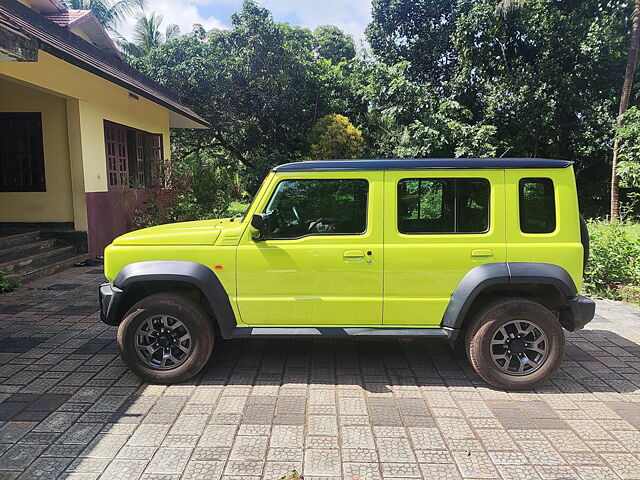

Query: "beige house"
(0, 0), (209, 268)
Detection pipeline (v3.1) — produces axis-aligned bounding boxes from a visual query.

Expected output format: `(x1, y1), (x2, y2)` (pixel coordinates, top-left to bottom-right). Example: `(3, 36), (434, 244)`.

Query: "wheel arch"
(110, 261), (236, 337)
(442, 262), (578, 334)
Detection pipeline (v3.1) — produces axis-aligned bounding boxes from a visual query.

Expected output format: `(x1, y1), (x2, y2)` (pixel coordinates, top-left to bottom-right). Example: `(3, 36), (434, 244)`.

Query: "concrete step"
(0, 245), (77, 274)
(6, 254), (88, 286)
(0, 231), (41, 250)
(0, 238), (62, 263)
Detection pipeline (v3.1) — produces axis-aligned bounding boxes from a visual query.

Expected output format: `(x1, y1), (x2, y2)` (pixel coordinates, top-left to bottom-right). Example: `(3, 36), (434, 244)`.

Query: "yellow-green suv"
(100, 158), (594, 390)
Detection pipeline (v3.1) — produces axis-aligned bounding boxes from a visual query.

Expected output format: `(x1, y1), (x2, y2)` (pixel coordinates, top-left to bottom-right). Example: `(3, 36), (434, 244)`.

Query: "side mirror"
(250, 213), (270, 240)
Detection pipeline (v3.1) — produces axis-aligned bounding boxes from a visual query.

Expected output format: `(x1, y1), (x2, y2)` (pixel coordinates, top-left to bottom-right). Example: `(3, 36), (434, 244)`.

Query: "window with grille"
(0, 113), (45, 192)
(104, 121), (163, 188)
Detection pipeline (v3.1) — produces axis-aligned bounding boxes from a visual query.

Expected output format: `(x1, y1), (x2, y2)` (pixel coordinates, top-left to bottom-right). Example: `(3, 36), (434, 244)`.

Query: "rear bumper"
(99, 282), (123, 326)
(561, 295), (596, 331)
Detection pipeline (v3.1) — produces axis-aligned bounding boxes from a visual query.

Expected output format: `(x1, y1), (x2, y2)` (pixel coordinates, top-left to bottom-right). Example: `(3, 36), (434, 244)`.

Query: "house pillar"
(66, 98), (88, 232)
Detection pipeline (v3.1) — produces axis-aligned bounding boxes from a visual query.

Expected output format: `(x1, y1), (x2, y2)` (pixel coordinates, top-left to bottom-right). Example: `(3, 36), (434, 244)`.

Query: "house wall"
(0, 51), (171, 255)
(0, 77), (75, 224)
(0, 51), (171, 193)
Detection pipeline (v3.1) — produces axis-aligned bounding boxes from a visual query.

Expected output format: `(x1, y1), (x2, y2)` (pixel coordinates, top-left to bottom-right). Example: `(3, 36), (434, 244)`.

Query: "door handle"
(471, 249), (493, 257)
(343, 250), (365, 259)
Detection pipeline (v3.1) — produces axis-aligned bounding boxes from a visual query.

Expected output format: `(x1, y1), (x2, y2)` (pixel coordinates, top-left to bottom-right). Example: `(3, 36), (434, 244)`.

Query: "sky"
(119, 0), (373, 43)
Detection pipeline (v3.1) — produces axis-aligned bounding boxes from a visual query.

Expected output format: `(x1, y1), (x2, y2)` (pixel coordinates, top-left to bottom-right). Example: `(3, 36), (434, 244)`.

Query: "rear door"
(383, 170), (507, 326)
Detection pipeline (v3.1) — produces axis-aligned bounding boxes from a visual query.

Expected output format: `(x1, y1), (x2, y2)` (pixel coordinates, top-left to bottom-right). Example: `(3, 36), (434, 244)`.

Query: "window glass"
(398, 178), (489, 234)
(104, 121), (162, 188)
(0, 113), (45, 192)
(519, 178), (556, 233)
(264, 179), (368, 238)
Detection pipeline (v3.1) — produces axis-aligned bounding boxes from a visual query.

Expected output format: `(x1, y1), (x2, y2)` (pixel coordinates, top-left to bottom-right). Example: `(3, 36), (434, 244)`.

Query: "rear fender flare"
(442, 262), (577, 331)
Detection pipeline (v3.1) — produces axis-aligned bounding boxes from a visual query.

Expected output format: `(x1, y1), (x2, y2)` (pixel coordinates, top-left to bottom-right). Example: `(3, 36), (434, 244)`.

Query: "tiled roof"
(43, 9), (92, 28)
(1, 0), (210, 128)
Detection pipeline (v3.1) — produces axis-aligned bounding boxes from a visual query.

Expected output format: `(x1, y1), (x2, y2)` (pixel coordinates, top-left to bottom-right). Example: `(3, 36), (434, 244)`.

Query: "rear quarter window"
(519, 178), (556, 234)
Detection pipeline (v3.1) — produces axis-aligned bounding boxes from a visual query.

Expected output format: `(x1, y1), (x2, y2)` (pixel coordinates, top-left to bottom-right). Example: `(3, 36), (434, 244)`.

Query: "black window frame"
(397, 177), (491, 235)
(0, 112), (46, 192)
(519, 177), (557, 234)
(261, 177), (370, 240)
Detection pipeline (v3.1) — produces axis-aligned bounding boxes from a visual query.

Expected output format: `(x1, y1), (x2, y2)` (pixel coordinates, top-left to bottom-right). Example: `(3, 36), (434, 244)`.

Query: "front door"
(383, 170), (506, 326)
(236, 171), (384, 326)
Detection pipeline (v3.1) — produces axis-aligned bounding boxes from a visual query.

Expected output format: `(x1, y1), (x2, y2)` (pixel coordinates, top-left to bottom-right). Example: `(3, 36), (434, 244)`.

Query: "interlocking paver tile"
(342, 462), (381, 480)
(144, 447), (191, 474)
(1, 267), (640, 479)
(452, 451), (500, 478)
(375, 436), (415, 463)
(304, 449), (341, 476)
(419, 463), (463, 479)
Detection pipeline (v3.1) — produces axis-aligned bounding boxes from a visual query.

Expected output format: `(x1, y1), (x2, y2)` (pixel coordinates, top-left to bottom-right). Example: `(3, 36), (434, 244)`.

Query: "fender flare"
(113, 261), (237, 337)
(441, 262), (578, 331)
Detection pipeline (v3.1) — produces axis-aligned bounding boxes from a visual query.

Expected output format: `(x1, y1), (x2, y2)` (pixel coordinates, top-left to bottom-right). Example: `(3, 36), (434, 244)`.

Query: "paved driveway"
(0, 265), (639, 480)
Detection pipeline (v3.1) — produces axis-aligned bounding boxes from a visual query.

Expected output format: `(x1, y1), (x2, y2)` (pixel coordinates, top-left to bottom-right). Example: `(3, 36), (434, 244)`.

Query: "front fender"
(102, 261), (237, 337)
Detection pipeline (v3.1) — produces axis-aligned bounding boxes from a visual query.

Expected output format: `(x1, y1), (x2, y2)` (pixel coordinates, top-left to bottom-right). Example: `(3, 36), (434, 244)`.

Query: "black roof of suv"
(273, 158), (573, 172)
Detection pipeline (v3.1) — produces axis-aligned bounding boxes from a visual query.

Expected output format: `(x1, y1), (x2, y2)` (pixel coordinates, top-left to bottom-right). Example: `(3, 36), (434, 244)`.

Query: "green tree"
(62, 0), (144, 32)
(313, 25), (356, 63)
(365, 0), (633, 215)
(495, 0), (640, 219)
(117, 11), (180, 57)
(614, 107), (640, 187)
(309, 114), (365, 160)
(366, 0), (457, 86)
(134, 1), (361, 192)
(359, 61), (497, 159)
(611, 1), (640, 220)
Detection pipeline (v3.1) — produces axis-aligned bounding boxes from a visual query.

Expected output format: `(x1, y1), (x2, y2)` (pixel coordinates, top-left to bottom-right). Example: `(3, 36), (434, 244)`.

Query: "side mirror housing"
(250, 213), (270, 240)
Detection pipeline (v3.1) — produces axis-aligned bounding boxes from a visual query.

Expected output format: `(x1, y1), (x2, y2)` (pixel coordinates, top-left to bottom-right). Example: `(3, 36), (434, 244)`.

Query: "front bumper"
(561, 295), (596, 331)
(99, 282), (123, 326)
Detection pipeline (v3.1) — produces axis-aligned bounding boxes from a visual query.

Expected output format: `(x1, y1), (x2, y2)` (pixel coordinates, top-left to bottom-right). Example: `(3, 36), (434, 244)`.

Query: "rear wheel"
(465, 298), (565, 390)
(117, 293), (214, 384)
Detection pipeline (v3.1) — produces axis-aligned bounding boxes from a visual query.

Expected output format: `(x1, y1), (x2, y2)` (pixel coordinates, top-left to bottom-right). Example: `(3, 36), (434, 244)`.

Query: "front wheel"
(465, 298), (565, 390)
(117, 293), (215, 384)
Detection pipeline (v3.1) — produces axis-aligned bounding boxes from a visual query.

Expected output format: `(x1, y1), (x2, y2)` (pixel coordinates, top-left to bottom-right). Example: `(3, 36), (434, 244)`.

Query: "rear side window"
(398, 178), (490, 234)
(264, 178), (368, 238)
(519, 178), (556, 233)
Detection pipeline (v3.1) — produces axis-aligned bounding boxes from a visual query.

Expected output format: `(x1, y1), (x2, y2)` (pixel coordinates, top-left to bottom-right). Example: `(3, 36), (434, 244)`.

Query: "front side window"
(398, 178), (490, 234)
(263, 178), (368, 238)
(0, 112), (45, 192)
(519, 178), (556, 233)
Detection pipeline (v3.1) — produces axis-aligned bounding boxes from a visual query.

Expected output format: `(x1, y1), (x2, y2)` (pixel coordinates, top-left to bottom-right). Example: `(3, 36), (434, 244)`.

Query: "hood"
(112, 218), (237, 246)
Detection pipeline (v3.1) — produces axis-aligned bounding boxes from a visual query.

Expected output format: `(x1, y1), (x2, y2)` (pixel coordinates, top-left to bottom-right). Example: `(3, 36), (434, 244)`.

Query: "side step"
(229, 327), (455, 339)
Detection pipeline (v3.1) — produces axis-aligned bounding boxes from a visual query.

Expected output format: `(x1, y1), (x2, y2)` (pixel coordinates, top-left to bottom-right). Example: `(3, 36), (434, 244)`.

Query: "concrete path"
(0, 265), (638, 479)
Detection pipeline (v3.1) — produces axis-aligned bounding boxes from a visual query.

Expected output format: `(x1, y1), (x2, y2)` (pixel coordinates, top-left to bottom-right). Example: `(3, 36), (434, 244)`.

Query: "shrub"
(584, 220), (640, 300)
(0, 270), (18, 294)
(133, 156), (239, 228)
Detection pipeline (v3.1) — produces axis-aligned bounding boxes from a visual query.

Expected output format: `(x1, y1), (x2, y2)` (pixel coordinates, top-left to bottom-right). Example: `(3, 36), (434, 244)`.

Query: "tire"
(117, 293), (215, 384)
(465, 298), (565, 390)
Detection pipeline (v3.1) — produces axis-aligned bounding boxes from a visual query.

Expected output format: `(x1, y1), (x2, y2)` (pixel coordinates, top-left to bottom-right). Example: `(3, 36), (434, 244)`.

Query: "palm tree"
(116, 11), (181, 58)
(498, 0), (640, 220)
(62, 0), (145, 33)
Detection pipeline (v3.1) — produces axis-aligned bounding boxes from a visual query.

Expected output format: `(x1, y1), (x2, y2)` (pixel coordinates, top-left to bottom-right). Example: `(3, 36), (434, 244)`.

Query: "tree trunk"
(611, 0), (640, 221)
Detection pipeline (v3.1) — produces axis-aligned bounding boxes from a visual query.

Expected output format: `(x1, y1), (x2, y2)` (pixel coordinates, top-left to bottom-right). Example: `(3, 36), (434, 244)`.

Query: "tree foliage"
(309, 114), (365, 160)
(117, 11), (180, 58)
(313, 25), (356, 64)
(126, 0), (639, 217)
(615, 106), (640, 187)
